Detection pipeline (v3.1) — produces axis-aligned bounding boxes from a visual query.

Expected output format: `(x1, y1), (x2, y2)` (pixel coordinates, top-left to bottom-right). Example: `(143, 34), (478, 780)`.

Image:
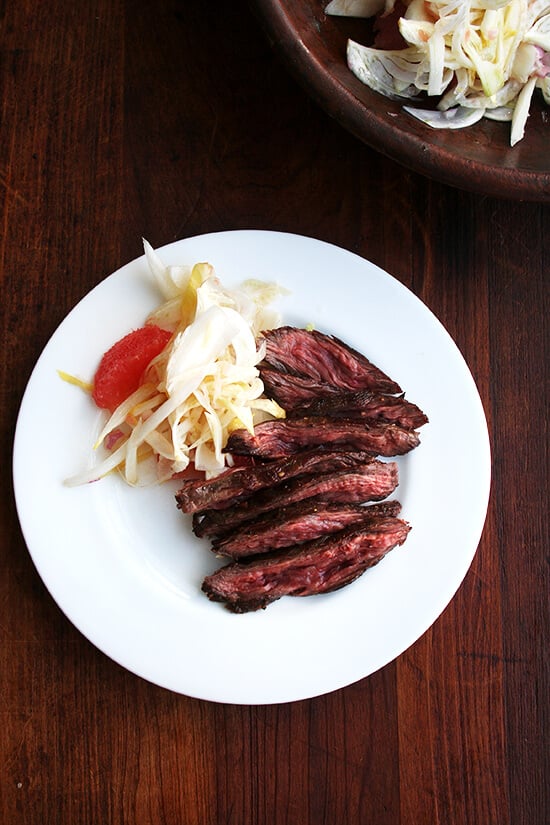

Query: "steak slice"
(260, 366), (346, 410)
(292, 390), (428, 430)
(260, 326), (402, 394)
(225, 417), (420, 460)
(192, 461), (399, 538)
(202, 517), (411, 612)
(175, 449), (374, 514)
(212, 499), (402, 558)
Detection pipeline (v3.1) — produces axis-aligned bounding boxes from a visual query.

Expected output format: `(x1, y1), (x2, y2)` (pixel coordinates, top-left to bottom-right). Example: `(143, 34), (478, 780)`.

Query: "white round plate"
(13, 230), (491, 704)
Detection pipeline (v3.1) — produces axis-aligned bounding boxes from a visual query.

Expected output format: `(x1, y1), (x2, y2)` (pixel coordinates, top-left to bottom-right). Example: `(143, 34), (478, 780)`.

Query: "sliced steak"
(292, 390), (428, 430)
(260, 366), (345, 410)
(260, 326), (401, 394)
(202, 517), (411, 612)
(225, 417), (420, 460)
(212, 499), (402, 558)
(193, 461), (399, 539)
(175, 449), (374, 514)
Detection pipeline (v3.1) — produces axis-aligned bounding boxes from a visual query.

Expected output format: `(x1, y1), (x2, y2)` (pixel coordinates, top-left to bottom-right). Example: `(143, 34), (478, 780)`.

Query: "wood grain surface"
(1, 2), (548, 824)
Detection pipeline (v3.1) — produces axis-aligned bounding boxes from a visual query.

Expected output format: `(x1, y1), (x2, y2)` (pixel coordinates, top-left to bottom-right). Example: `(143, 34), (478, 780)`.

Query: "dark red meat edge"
(202, 517), (411, 613)
(175, 449), (374, 514)
(291, 390), (428, 430)
(192, 461), (399, 539)
(260, 326), (402, 394)
(224, 417), (420, 460)
(212, 499), (402, 558)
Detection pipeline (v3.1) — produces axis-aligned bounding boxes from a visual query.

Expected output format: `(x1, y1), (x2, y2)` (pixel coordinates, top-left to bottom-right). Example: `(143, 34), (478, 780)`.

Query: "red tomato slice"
(92, 324), (172, 411)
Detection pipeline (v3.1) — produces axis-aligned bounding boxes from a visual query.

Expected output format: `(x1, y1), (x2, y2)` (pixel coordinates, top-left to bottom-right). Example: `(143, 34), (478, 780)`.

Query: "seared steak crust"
(225, 417), (420, 460)
(260, 326), (402, 394)
(175, 449), (374, 514)
(292, 390), (428, 430)
(202, 517), (411, 613)
(211, 499), (402, 558)
(193, 461), (399, 538)
(260, 366), (345, 410)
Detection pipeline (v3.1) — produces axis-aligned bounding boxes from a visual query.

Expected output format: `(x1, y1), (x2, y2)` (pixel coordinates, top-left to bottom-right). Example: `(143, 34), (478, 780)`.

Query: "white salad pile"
(326, 0), (550, 145)
(67, 241), (286, 486)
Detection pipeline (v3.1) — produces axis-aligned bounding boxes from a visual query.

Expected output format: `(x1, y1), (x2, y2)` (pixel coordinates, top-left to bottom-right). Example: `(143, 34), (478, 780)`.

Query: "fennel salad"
(326, 0), (550, 146)
(65, 241), (287, 487)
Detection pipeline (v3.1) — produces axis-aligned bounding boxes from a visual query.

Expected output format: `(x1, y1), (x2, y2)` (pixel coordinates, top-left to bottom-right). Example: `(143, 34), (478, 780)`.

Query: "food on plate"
(92, 325), (172, 412)
(69, 243), (428, 613)
(291, 389), (428, 429)
(224, 417), (420, 459)
(210, 499), (403, 559)
(260, 325), (402, 394)
(184, 324), (428, 611)
(66, 240), (286, 486)
(175, 448), (374, 513)
(201, 517), (411, 613)
(189, 460), (400, 539)
(173, 323), (429, 611)
(326, 0), (550, 146)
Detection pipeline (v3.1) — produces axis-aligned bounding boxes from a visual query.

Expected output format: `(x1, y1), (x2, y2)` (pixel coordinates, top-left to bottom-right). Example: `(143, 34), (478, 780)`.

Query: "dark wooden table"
(1, 3), (548, 823)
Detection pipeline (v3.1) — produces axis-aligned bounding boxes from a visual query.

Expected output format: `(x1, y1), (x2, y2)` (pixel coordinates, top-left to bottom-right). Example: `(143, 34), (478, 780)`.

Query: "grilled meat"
(225, 417), (420, 460)
(292, 390), (428, 430)
(202, 517), (411, 612)
(174, 321), (427, 612)
(260, 366), (346, 410)
(175, 449), (374, 514)
(193, 460), (399, 539)
(260, 326), (402, 395)
(211, 499), (402, 558)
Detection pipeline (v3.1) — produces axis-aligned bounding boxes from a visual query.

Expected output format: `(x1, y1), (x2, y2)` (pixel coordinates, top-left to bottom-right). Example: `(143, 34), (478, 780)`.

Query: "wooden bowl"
(251, 0), (550, 202)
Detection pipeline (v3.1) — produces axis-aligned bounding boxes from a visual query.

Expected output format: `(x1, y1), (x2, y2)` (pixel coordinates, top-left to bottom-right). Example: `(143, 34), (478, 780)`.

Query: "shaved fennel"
(327, 0), (550, 145)
(66, 242), (287, 487)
